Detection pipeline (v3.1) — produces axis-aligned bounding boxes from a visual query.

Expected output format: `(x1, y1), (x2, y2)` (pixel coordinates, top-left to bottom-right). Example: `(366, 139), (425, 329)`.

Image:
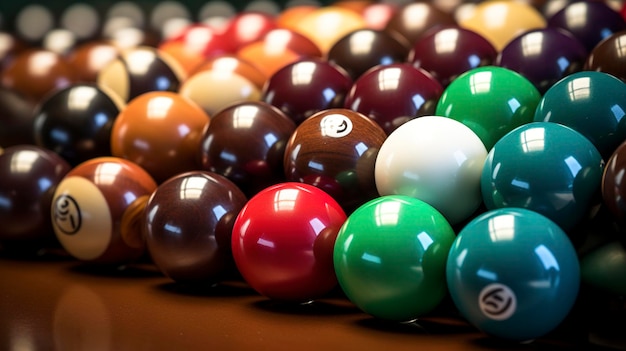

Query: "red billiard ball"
(231, 182), (347, 302)
(110, 91), (210, 184)
(66, 40), (121, 83)
(0, 145), (71, 249)
(51, 157), (157, 264)
(144, 171), (248, 283)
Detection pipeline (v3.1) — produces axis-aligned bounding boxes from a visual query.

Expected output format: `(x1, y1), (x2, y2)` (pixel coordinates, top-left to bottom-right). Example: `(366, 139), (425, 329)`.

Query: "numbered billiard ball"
(0, 145), (71, 249)
(334, 195), (456, 322)
(446, 208), (580, 342)
(375, 116), (487, 225)
(283, 108), (387, 213)
(33, 83), (124, 166)
(110, 91), (210, 183)
(481, 122), (604, 233)
(231, 182), (347, 302)
(144, 171), (247, 283)
(51, 157), (157, 265)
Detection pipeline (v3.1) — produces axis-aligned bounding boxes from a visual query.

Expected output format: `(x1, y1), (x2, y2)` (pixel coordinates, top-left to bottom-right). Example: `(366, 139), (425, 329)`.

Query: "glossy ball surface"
(66, 40), (120, 83)
(384, 2), (456, 45)
(231, 182), (347, 301)
(548, 1), (626, 52)
(534, 71), (626, 159)
(334, 195), (455, 321)
(344, 63), (443, 135)
(191, 54), (266, 90)
(110, 91), (210, 183)
(220, 11), (277, 51)
(33, 84), (123, 166)
(580, 241), (626, 296)
(435, 66), (541, 150)
(446, 208), (580, 341)
(97, 46), (186, 103)
(496, 28), (588, 94)
(375, 116), (487, 225)
(1, 49), (77, 102)
(262, 58), (352, 125)
(0, 87), (36, 147)
(602, 141), (626, 222)
(52, 157), (157, 264)
(481, 122), (604, 232)
(145, 171), (247, 283)
(0, 145), (71, 247)
(291, 6), (366, 54)
(327, 29), (410, 81)
(585, 30), (626, 82)
(284, 108), (387, 212)
(408, 26), (497, 88)
(199, 101), (296, 196)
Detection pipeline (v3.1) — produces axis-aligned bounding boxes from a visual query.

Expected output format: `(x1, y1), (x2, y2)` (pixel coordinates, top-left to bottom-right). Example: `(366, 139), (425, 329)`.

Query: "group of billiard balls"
(2, 0), (626, 344)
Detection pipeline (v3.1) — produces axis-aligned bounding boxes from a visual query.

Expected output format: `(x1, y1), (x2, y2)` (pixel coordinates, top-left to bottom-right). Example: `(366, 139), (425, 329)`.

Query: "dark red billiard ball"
(231, 182), (347, 302)
(586, 30), (626, 82)
(603, 141), (626, 223)
(97, 46), (186, 103)
(144, 171), (247, 283)
(110, 91), (210, 183)
(198, 101), (296, 197)
(344, 63), (443, 134)
(0, 87), (36, 147)
(220, 11), (278, 51)
(327, 28), (410, 81)
(283, 108), (387, 213)
(33, 83), (124, 166)
(51, 157), (157, 264)
(0, 145), (71, 249)
(384, 2), (456, 45)
(1, 48), (77, 103)
(262, 58), (352, 125)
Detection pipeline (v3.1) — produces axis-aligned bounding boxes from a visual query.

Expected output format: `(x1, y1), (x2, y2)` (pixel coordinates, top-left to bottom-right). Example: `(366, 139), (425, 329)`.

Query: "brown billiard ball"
(97, 46), (186, 103)
(51, 157), (157, 264)
(110, 91), (210, 183)
(144, 171), (247, 283)
(283, 108), (387, 213)
(0, 145), (71, 249)
(33, 83), (124, 166)
(384, 2), (456, 45)
(66, 40), (121, 83)
(198, 101), (296, 196)
(0, 87), (36, 147)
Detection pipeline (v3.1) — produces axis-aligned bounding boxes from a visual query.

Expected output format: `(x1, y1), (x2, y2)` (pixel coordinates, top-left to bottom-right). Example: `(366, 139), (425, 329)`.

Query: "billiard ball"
(220, 11), (277, 51)
(283, 108), (387, 213)
(361, 3), (397, 30)
(580, 240), (626, 296)
(66, 40), (121, 83)
(534, 71), (626, 159)
(274, 4), (317, 31)
(481, 122), (604, 233)
(547, 1), (626, 53)
(198, 101), (296, 197)
(0, 87), (36, 147)
(190, 54), (266, 89)
(446, 208), (580, 341)
(144, 171), (247, 284)
(375, 116), (487, 225)
(384, 2), (456, 46)
(333, 195), (456, 322)
(408, 25), (497, 88)
(231, 182), (347, 302)
(33, 83), (124, 166)
(344, 63), (443, 134)
(326, 28), (410, 81)
(262, 58), (353, 125)
(585, 30), (626, 83)
(602, 140), (626, 223)
(458, 0), (546, 51)
(179, 62), (262, 117)
(496, 28), (588, 94)
(435, 66), (541, 150)
(0, 31), (29, 71)
(1, 48), (77, 103)
(97, 46), (186, 103)
(110, 91), (210, 184)
(51, 157), (157, 264)
(0, 145), (71, 248)
(237, 28), (323, 78)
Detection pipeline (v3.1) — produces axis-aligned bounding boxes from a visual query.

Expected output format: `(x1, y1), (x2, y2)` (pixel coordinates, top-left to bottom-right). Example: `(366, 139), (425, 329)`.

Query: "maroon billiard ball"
(97, 46), (186, 103)
(384, 2), (456, 45)
(262, 58), (352, 125)
(51, 157), (157, 264)
(0, 87), (36, 147)
(33, 83), (124, 166)
(144, 171), (247, 283)
(198, 101), (296, 197)
(110, 91), (210, 184)
(0, 145), (71, 249)
(283, 108), (387, 213)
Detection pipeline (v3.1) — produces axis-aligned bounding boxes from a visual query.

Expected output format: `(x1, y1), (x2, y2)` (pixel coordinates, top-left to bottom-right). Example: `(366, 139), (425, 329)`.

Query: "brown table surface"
(0, 249), (622, 351)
